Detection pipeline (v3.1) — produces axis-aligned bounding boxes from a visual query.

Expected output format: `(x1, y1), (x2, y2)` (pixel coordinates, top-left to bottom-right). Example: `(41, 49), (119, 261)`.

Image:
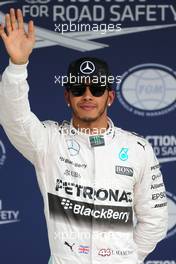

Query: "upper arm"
(0, 62), (50, 164)
(134, 142), (168, 217)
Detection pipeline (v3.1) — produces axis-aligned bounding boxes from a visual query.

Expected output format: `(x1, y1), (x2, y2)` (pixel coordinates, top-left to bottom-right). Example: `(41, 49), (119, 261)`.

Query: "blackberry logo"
(61, 199), (73, 210)
(73, 204), (130, 222)
(48, 193), (133, 226)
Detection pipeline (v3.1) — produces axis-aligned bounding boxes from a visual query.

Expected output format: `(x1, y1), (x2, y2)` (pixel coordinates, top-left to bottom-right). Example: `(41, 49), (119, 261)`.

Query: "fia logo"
(119, 148), (129, 161)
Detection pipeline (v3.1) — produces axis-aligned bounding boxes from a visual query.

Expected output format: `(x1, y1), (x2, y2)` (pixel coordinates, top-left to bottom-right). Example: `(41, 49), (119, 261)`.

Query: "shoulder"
(41, 120), (71, 135)
(42, 120), (60, 128)
(114, 126), (150, 151)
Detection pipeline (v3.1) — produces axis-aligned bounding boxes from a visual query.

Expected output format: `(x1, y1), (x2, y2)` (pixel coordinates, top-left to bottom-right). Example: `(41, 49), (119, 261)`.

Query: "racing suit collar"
(67, 117), (116, 147)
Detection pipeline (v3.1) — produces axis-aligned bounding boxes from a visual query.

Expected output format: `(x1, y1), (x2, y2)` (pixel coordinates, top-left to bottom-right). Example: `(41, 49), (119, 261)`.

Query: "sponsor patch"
(151, 164), (160, 170)
(79, 245), (90, 254)
(48, 193), (133, 227)
(55, 179), (132, 203)
(119, 148), (129, 161)
(151, 183), (164, 190)
(115, 166), (133, 177)
(89, 135), (105, 147)
(154, 202), (167, 208)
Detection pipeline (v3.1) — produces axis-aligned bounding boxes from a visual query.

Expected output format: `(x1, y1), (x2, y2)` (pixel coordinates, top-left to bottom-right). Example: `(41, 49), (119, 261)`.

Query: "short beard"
(71, 98), (108, 124)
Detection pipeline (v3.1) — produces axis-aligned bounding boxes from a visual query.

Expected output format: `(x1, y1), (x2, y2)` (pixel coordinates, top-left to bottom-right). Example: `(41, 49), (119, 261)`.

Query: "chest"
(46, 137), (142, 203)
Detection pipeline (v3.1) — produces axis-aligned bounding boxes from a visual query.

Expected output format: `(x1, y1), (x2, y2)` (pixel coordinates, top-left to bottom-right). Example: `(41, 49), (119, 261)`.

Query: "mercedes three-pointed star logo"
(80, 61), (95, 75)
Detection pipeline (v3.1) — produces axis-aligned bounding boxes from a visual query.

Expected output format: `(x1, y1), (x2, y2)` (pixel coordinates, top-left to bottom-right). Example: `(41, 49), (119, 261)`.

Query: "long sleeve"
(134, 142), (168, 263)
(0, 60), (50, 164)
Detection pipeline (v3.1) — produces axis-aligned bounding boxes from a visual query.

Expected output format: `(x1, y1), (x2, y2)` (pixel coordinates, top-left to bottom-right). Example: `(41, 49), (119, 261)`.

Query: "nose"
(82, 86), (93, 100)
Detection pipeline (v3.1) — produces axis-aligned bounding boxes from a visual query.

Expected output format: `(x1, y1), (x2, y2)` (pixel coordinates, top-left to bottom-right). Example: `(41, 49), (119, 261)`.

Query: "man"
(0, 8), (168, 264)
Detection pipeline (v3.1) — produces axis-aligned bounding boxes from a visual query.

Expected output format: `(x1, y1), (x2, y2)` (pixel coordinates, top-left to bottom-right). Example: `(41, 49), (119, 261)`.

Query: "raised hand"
(0, 8), (35, 64)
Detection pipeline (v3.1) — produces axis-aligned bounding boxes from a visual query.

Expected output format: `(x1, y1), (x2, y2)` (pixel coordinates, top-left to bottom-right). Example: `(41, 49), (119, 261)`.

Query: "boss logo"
(115, 166), (133, 177)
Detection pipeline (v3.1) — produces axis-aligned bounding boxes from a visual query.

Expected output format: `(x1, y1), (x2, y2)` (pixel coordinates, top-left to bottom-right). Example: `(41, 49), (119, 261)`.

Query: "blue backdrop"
(0, 1), (176, 264)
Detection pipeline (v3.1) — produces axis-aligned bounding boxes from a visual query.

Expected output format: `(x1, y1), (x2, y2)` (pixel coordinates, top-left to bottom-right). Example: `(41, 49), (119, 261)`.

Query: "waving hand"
(0, 8), (35, 64)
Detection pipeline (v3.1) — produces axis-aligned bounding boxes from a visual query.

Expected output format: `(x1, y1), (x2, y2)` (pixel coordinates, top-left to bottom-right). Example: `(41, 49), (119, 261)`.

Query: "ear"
(64, 89), (70, 106)
(107, 90), (115, 106)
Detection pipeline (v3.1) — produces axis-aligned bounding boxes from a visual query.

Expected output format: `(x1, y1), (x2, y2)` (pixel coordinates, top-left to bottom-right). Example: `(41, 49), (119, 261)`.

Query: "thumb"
(28, 20), (35, 40)
(0, 23), (8, 42)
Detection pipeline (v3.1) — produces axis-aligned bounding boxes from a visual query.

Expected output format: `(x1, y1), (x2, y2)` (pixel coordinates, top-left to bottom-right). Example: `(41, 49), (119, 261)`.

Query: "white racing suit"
(0, 61), (168, 264)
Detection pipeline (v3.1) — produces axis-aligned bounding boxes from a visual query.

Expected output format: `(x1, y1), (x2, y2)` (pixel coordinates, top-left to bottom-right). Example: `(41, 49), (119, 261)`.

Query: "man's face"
(65, 84), (115, 123)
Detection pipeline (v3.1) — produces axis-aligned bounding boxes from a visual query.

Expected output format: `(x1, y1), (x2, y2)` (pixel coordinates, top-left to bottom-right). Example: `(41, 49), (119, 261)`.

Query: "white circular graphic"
(66, 139), (80, 156)
(80, 61), (95, 75)
(166, 191), (176, 238)
(117, 64), (176, 115)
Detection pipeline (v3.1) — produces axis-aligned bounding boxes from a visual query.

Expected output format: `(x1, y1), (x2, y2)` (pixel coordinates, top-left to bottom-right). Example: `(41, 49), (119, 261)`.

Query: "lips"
(79, 104), (96, 111)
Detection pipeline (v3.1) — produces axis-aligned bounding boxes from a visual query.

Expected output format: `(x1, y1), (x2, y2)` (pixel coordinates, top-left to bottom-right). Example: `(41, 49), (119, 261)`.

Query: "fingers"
(0, 23), (8, 41)
(17, 9), (24, 30)
(5, 9), (24, 33)
(5, 14), (12, 35)
(1, 8), (34, 40)
(28, 20), (35, 39)
(10, 8), (17, 30)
